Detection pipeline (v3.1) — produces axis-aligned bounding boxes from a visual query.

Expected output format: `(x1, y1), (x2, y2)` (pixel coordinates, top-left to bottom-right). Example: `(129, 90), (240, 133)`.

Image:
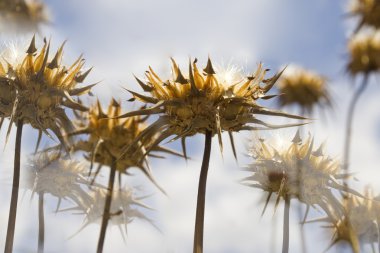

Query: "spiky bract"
(0, 36), (94, 149)
(277, 66), (331, 114)
(121, 58), (305, 156)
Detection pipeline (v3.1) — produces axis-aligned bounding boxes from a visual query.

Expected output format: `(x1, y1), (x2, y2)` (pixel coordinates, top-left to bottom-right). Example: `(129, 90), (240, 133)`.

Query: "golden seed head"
(73, 99), (154, 174)
(245, 132), (354, 215)
(350, 0), (380, 31)
(0, 0), (48, 32)
(277, 66), (331, 114)
(124, 57), (304, 155)
(145, 59), (271, 135)
(0, 36), (93, 147)
(347, 30), (380, 75)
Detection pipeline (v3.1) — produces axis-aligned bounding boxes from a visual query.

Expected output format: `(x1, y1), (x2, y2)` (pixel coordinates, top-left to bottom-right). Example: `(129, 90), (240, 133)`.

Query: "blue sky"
(1, 0), (380, 252)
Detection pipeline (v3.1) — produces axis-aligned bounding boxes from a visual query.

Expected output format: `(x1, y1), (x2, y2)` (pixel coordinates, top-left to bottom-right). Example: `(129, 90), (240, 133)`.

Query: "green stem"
(4, 120), (23, 253)
(343, 74), (369, 193)
(282, 197), (290, 253)
(96, 161), (116, 253)
(193, 131), (212, 253)
(38, 192), (45, 253)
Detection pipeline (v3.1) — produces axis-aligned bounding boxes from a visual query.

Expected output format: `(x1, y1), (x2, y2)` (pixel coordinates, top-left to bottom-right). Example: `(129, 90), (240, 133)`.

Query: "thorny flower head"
(316, 189), (378, 253)
(349, 0), (380, 32)
(277, 65), (331, 115)
(119, 58), (305, 158)
(66, 187), (154, 238)
(347, 30), (380, 75)
(24, 150), (93, 210)
(0, 36), (94, 150)
(0, 0), (48, 32)
(72, 99), (179, 191)
(243, 131), (361, 217)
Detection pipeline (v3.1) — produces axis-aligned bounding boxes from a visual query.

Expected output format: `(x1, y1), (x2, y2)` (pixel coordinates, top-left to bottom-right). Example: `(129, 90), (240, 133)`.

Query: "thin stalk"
(4, 120), (23, 253)
(96, 160), (116, 253)
(298, 205), (307, 253)
(342, 74), (369, 193)
(296, 113), (307, 253)
(377, 222), (380, 253)
(38, 192), (45, 253)
(282, 197), (291, 253)
(193, 131), (212, 253)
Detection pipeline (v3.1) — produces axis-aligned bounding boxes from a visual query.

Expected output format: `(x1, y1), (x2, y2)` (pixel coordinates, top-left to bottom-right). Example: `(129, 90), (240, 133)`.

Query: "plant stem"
(96, 161), (116, 253)
(342, 74), (369, 193)
(282, 197), (291, 253)
(193, 131), (212, 253)
(38, 192), (45, 253)
(4, 120), (23, 253)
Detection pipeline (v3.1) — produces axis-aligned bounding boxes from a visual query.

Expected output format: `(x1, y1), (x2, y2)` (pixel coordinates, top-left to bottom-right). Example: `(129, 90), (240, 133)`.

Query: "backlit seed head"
(347, 30), (380, 75)
(0, 36), (94, 149)
(319, 190), (377, 253)
(120, 58), (305, 157)
(24, 150), (93, 209)
(0, 0), (48, 32)
(277, 65), (331, 114)
(349, 0), (380, 32)
(244, 131), (359, 216)
(68, 187), (154, 237)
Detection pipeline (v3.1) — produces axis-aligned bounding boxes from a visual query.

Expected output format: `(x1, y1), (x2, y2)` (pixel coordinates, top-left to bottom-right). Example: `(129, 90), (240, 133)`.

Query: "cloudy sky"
(1, 0), (380, 252)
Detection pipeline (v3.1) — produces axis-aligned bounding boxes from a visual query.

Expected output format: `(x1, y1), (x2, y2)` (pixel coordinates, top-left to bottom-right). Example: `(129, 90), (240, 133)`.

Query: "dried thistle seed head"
(347, 30), (380, 75)
(349, 0), (380, 32)
(24, 150), (93, 209)
(244, 131), (358, 216)
(320, 192), (377, 253)
(277, 65), (331, 114)
(69, 187), (154, 237)
(73, 100), (146, 172)
(121, 57), (305, 157)
(72, 99), (175, 190)
(0, 36), (94, 148)
(0, 0), (48, 32)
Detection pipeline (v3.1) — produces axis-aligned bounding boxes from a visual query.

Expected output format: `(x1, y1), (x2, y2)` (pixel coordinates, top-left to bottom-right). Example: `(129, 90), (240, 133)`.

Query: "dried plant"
(25, 150), (93, 209)
(347, 30), (380, 75)
(314, 189), (378, 253)
(65, 187), (154, 240)
(277, 65), (331, 115)
(243, 131), (361, 253)
(70, 99), (176, 253)
(72, 99), (174, 187)
(24, 150), (93, 253)
(276, 65), (332, 253)
(343, 30), (380, 192)
(0, 0), (48, 32)
(0, 36), (93, 253)
(118, 57), (305, 253)
(349, 0), (380, 32)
